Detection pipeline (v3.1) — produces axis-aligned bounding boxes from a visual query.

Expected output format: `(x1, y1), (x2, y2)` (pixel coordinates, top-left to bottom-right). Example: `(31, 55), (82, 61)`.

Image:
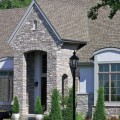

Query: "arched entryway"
(25, 50), (47, 114)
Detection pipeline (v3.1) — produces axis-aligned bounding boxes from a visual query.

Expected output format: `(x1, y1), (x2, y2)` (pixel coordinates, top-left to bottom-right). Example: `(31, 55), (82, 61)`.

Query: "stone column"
(46, 53), (57, 111)
(14, 52), (28, 117)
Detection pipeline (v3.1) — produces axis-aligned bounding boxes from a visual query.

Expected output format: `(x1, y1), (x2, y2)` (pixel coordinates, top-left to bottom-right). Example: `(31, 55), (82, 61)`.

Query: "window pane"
(117, 81), (120, 87)
(99, 74), (109, 87)
(104, 95), (109, 101)
(104, 74), (109, 80)
(111, 74), (117, 80)
(104, 88), (109, 94)
(104, 81), (109, 87)
(117, 74), (120, 80)
(9, 71), (13, 76)
(99, 64), (109, 72)
(99, 74), (103, 81)
(0, 77), (13, 101)
(111, 95), (116, 101)
(111, 81), (117, 87)
(42, 54), (47, 73)
(116, 88), (120, 94)
(111, 64), (120, 72)
(99, 80), (104, 87)
(116, 95), (120, 101)
(111, 64), (116, 71)
(111, 88), (116, 94)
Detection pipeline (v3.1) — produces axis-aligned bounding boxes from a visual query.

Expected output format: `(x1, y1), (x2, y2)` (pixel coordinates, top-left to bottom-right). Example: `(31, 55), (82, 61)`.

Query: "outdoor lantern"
(70, 51), (79, 70)
(70, 50), (79, 120)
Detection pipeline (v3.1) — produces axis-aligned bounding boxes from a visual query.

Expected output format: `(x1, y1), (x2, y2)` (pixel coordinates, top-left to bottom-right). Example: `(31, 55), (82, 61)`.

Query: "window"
(42, 54), (47, 73)
(98, 64), (120, 102)
(0, 70), (13, 102)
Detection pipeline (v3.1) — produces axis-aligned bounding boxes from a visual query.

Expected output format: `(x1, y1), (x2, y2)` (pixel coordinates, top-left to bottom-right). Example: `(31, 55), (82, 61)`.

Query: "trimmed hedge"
(12, 96), (20, 113)
(34, 96), (43, 114)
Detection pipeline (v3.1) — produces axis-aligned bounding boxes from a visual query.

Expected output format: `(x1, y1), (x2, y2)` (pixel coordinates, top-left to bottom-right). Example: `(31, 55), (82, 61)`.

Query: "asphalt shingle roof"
(0, 8), (26, 58)
(77, 8), (120, 62)
(36, 0), (89, 42)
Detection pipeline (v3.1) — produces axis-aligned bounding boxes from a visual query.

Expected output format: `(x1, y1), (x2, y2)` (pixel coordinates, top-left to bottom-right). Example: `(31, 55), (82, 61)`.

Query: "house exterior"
(0, 0), (120, 118)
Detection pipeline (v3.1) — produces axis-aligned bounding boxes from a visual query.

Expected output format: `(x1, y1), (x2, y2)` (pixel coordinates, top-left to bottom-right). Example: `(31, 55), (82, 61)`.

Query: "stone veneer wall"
(76, 94), (120, 118)
(56, 48), (75, 93)
(92, 106), (120, 117)
(10, 5), (60, 116)
(76, 94), (94, 117)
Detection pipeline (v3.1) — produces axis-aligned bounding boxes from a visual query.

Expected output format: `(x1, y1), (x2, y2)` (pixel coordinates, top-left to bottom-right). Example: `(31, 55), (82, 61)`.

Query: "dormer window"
(31, 20), (37, 31)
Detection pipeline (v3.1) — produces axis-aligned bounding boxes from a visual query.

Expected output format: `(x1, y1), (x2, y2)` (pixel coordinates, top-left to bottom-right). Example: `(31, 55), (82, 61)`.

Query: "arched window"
(94, 48), (120, 105)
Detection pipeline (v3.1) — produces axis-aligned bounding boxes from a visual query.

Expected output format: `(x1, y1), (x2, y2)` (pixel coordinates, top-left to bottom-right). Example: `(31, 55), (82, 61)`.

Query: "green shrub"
(63, 88), (73, 120)
(43, 115), (50, 120)
(76, 113), (83, 120)
(34, 96), (43, 114)
(85, 112), (91, 120)
(49, 88), (62, 120)
(12, 96), (20, 113)
(0, 0), (31, 9)
(93, 87), (106, 120)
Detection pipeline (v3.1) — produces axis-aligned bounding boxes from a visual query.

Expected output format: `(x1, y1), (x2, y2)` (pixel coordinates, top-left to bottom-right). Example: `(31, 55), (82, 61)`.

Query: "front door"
(34, 52), (47, 111)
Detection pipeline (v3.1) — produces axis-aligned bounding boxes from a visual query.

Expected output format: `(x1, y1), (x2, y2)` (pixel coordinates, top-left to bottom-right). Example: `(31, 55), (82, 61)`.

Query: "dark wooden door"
(41, 77), (47, 111)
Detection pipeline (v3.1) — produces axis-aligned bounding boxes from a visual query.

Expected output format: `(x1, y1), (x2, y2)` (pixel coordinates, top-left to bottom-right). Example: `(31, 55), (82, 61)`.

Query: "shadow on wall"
(62, 74), (68, 97)
(87, 94), (94, 119)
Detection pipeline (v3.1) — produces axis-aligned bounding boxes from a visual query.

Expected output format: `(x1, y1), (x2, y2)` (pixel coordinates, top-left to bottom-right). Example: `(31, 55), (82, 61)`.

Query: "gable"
(8, 0), (62, 46)
(9, 1), (62, 53)
(36, 0), (89, 42)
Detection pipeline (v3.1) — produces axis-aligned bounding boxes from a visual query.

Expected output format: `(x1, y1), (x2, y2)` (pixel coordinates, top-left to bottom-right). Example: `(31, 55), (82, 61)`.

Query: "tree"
(88, 0), (120, 20)
(64, 88), (73, 120)
(49, 88), (62, 120)
(0, 0), (31, 9)
(34, 96), (43, 114)
(12, 96), (20, 113)
(93, 87), (106, 120)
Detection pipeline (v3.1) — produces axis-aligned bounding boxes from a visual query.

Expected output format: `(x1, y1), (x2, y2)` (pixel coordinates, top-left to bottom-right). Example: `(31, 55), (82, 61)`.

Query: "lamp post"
(70, 51), (79, 120)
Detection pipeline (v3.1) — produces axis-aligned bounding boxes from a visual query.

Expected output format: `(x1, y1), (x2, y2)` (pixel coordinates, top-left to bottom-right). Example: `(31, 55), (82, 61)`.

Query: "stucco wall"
(80, 66), (94, 94)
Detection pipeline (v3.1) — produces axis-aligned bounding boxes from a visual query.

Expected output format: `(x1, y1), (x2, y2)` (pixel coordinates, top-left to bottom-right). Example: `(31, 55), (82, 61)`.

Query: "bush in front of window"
(12, 96), (20, 113)
(93, 87), (106, 120)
